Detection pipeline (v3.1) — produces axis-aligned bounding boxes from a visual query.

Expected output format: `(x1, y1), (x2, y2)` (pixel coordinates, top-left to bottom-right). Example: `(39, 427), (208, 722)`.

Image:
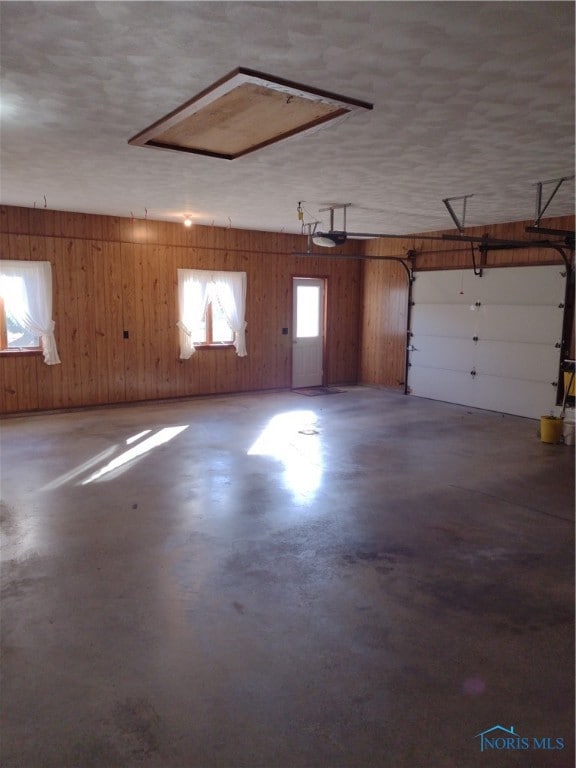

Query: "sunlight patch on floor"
(81, 426), (188, 484)
(247, 410), (323, 503)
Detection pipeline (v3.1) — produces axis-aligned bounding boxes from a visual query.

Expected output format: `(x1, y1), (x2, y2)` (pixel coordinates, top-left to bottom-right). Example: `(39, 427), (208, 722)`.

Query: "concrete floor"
(1, 386), (574, 768)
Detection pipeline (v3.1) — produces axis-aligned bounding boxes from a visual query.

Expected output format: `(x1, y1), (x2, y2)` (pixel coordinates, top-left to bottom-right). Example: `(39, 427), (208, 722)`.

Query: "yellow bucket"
(540, 416), (564, 444)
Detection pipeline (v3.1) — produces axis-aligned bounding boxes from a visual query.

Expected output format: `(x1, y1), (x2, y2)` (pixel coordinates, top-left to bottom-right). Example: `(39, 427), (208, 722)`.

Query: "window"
(177, 269), (247, 359)
(0, 260), (61, 364)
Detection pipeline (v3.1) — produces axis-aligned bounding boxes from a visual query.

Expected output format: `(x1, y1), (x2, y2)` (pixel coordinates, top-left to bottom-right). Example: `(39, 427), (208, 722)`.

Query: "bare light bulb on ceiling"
(183, 217), (193, 228)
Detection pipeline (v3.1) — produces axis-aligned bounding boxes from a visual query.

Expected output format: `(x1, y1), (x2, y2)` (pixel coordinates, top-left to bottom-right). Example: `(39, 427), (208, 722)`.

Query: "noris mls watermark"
(475, 724), (565, 752)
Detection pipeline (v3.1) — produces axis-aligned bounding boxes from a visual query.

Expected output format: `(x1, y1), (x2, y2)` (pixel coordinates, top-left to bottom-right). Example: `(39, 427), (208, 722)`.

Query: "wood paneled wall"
(0, 206), (361, 413)
(2, 205), (572, 411)
(359, 258), (409, 389)
(360, 215), (575, 388)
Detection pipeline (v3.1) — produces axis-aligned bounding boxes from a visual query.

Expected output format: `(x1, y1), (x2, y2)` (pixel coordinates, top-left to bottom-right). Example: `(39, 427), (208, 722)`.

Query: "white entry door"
(292, 277), (325, 388)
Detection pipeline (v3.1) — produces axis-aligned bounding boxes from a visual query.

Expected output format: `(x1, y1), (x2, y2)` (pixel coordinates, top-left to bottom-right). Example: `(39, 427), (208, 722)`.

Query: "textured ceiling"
(0, 1), (574, 235)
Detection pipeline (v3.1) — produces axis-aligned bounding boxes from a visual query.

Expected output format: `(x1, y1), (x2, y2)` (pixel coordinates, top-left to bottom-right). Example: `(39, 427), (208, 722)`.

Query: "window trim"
(193, 343), (235, 350)
(0, 348), (43, 357)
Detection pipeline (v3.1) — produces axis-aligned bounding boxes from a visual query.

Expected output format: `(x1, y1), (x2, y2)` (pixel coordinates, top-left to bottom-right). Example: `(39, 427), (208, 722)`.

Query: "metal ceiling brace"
(318, 203), (351, 233)
(302, 221), (321, 253)
(442, 195), (474, 233)
(533, 175), (575, 227)
(442, 195), (482, 274)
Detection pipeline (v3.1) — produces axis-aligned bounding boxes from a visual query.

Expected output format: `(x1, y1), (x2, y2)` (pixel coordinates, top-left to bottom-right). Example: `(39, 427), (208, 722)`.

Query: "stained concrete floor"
(0, 386), (574, 768)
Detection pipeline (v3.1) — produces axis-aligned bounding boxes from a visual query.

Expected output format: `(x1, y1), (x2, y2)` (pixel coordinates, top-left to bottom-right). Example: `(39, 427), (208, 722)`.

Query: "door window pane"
(296, 285), (320, 337)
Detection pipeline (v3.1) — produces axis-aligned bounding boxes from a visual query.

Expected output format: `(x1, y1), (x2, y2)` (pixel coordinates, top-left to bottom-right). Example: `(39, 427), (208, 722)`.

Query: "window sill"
(0, 348), (43, 357)
(194, 343), (235, 350)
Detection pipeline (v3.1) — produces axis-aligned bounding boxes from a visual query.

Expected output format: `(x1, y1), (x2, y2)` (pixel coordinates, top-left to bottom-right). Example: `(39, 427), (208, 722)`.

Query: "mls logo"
(475, 724), (565, 752)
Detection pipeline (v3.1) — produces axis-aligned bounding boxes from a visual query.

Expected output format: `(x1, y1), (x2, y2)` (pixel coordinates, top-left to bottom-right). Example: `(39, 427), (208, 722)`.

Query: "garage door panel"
(410, 336), (475, 371)
(480, 305), (563, 344)
(411, 369), (557, 419)
(411, 305), (478, 337)
(412, 271), (481, 304)
(409, 366), (474, 406)
(472, 375), (557, 419)
(477, 341), (560, 381)
(478, 266), (566, 305)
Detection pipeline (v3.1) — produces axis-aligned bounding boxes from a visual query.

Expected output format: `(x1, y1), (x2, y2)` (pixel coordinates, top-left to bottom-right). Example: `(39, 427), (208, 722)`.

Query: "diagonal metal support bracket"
(442, 195), (474, 233)
(303, 221), (321, 253)
(533, 175), (574, 227)
(318, 203), (352, 232)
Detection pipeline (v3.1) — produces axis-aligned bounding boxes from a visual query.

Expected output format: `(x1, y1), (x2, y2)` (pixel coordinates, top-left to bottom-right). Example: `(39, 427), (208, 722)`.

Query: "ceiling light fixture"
(128, 67), (373, 160)
(183, 217), (193, 228)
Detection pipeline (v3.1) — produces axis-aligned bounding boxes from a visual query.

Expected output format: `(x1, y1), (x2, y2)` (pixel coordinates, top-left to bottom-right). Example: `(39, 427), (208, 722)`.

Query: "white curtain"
(0, 260), (61, 365)
(212, 271), (247, 357)
(177, 269), (211, 359)
(177, 268), (247, 358)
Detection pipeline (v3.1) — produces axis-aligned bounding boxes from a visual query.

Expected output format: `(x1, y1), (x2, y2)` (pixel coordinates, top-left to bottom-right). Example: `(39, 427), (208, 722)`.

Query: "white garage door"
(408, 265), (566, 418)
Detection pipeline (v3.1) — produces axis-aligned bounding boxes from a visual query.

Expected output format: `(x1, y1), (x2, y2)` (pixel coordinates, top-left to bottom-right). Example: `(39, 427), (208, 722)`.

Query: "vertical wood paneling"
(139, 244), (155, 401)
(75, 241), (99, 404)
(101, 242), (125, 402)
(1, 206), (29, 235)
(7, 233), (31, 260)
(90, 240), (113, 404)
(141, 244), (173, 400)
(2, 355), (40, 412)
(152, 245), (175, 399)
(120, 243), (141, 402)
(360, 259), (408, 388)
(91, 241), (110, 404)
(2, 356), (19, 412)
(32, 209), (68, 238)
(52, 238), (82, 407)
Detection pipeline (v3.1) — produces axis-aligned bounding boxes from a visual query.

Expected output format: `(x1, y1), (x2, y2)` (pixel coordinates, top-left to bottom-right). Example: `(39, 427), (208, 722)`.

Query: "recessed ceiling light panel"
(128, 67), (373, 160)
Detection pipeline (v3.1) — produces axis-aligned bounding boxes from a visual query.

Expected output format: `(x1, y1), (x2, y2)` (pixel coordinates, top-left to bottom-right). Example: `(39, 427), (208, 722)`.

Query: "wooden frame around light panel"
(128, 67), (373, 160)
